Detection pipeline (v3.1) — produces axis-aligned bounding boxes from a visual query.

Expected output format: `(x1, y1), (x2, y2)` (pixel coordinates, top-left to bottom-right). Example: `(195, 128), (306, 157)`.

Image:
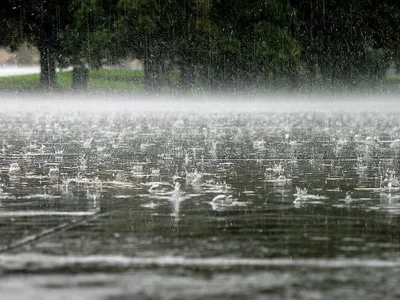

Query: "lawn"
(383, 76), (400, 92)
(0, 67), (399, 93)
(0, 68), (144, 92)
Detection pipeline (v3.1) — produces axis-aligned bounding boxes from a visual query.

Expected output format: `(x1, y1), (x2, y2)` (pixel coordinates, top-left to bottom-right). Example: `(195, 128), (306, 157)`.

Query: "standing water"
(1, 93), (400, 299)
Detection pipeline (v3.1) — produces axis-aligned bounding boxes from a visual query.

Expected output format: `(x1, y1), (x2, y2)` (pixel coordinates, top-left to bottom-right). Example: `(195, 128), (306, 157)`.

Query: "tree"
(0, 2), (24, 50)
(0, 0), (75, 90)
(170, 0), (215, 91)
(61, 0), (120, 90)
(115, 0), (175, 91)
(292, 0), (400, 87)
(364, 1), (400, 77)
(115, 0), (216, 91)
(207, 0), (301, 90)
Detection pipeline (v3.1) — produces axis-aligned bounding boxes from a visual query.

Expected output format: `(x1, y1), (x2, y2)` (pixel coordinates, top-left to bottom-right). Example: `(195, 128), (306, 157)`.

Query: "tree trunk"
(180, 64), (195, 91)
(144, 56), (162, 92)
(144, 57), (154, 91)
(143, 35), (169, 92)
(72, 65), (89, 91)
(208, 55), (221, 91)
(39, 44), (57, 90)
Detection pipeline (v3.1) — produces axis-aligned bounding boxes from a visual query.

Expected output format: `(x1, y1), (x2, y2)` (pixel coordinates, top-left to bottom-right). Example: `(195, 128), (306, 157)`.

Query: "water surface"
(1, 95), (400, 299)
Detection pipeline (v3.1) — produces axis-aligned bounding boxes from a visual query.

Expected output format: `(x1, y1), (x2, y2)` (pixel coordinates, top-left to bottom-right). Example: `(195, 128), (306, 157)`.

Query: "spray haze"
(0, 91), (398, 114)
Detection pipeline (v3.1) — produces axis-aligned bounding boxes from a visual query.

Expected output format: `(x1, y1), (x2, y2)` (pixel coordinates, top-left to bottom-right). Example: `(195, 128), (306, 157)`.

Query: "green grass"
(89, 68), (144, 92)
(0, 67), (399, 93)
(0, 73), (41, 91)
(0, 68), (144, 92)
(383, 76), (400, 91)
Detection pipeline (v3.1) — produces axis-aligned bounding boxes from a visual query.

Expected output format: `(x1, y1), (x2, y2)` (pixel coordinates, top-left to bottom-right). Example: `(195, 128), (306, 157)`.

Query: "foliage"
(61, 0), (120, 69)
(206, 0), (302, 90)
(114, 0), (211, 89)
(0, 0), (75, 89)
(292, 0), (400, 86)
(0, 0), (399, 91)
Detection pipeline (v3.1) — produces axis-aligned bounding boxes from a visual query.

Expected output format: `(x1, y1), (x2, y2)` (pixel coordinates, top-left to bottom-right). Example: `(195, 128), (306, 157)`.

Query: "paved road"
(0, 65), (40, 77)
(0, 65), (72, 77)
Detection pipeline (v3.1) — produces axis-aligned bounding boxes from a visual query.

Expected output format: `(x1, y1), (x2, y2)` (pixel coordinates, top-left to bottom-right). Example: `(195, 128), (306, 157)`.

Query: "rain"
(1, 1), (400, 299)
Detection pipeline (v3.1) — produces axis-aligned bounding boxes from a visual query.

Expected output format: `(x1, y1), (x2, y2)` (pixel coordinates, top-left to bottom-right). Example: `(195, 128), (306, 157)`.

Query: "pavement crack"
(0, 212), (107, 254)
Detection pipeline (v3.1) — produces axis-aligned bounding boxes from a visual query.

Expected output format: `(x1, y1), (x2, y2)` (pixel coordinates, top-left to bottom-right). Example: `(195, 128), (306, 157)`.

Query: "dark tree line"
(1, 0), (399, 91)
(1, 0), (75, 89)
(292, 0), (400, 87)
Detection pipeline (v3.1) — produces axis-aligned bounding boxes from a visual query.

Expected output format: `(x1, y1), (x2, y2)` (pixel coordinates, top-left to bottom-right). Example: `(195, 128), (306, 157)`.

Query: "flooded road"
(1, 95), (400, 299)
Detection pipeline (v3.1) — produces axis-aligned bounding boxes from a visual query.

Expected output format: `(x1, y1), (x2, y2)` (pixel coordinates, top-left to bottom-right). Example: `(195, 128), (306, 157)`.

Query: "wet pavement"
(1, 96), (400, 299)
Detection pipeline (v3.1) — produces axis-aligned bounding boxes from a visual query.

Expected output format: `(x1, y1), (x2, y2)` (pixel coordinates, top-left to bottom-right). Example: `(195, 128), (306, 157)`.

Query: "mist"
(0, 91), (398, 114)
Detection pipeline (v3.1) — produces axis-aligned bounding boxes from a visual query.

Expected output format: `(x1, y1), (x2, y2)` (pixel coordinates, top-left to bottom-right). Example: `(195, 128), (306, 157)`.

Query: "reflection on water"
(1, 101), (400, 298)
